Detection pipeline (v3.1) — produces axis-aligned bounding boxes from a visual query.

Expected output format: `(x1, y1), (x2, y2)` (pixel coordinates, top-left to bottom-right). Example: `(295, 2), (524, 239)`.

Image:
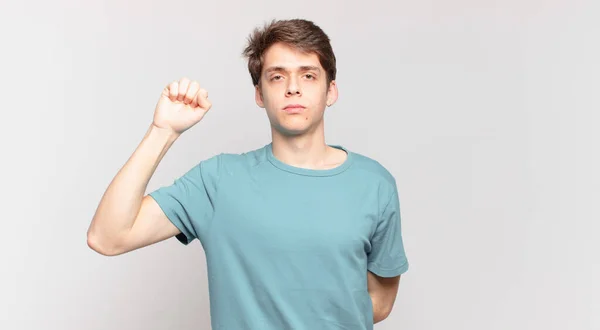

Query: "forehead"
(262, 42), (323, 72)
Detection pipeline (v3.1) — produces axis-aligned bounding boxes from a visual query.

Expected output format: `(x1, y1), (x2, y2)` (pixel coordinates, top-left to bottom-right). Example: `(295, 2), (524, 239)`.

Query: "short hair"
(242, 19), (337, 87)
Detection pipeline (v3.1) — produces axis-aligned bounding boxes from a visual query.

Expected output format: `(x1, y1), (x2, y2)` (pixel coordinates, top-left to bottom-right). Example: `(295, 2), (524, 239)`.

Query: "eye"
(271, 75), (283, 81)
(305, 74), (315, 80)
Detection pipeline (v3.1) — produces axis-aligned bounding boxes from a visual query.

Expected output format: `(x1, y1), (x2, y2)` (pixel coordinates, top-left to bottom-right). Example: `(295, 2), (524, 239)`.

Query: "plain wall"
(0, 0), (597, 329)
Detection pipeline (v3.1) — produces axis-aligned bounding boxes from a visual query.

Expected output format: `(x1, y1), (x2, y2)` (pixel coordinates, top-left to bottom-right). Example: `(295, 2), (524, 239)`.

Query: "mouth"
(282, 105), (306, 113)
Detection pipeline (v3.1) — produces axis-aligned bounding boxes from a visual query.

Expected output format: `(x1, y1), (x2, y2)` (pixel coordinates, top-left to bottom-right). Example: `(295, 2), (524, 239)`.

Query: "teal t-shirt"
(149, 143), (409, 330)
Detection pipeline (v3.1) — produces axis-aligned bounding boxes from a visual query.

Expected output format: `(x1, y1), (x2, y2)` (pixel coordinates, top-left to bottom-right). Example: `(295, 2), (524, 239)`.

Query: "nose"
(286, 78), (301, 96)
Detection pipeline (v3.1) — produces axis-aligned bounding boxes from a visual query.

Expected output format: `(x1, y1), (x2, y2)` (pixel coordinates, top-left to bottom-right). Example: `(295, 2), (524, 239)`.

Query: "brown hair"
(242, 19), (337, 88)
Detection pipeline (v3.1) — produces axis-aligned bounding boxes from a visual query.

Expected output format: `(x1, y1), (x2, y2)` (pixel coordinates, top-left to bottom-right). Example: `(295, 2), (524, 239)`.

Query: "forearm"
(87, 124), (179, 251)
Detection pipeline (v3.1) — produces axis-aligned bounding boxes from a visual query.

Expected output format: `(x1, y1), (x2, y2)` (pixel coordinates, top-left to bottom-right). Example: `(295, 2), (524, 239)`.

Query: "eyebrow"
(264, 65), (321, 75)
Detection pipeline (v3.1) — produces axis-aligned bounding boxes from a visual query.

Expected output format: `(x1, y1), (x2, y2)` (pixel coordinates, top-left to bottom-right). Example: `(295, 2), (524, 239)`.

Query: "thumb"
(196, 89), (212, 110)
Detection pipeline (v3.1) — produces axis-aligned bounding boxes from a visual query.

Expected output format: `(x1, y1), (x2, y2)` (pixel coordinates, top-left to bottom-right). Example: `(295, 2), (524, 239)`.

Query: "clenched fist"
(152, 77), (212, 135)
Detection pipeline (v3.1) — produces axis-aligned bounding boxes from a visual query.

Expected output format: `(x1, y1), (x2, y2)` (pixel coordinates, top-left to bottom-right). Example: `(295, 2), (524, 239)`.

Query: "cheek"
(261, 88), (278, 103)
(309, 85), (329, 101)
(264, 96), (279, 109)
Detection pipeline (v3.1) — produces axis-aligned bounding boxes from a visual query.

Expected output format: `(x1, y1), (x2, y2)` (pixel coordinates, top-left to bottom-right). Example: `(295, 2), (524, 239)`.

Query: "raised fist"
(152, 77), (212, 135)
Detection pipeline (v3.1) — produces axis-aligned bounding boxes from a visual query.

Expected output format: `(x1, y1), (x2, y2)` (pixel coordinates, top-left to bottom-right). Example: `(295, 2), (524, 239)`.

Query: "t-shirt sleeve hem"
(367, 260), (409, 278)
(148, 192), (194, 245)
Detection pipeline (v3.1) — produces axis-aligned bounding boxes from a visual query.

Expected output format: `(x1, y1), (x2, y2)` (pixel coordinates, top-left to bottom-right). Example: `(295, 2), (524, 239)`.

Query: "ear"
(326, 80), (338, 107)
(255, 84), (265, 108)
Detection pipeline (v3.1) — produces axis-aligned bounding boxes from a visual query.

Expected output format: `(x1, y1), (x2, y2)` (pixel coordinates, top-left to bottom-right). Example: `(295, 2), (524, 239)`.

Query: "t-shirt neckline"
(265, 143), (354, 177)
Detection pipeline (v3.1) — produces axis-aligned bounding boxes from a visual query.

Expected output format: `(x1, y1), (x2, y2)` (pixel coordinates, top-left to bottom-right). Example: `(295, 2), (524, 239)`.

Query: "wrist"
(149, 124), (180, 143)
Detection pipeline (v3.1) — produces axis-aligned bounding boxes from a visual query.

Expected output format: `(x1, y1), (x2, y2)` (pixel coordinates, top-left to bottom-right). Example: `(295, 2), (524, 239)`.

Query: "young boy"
(88, 18), (409, 330)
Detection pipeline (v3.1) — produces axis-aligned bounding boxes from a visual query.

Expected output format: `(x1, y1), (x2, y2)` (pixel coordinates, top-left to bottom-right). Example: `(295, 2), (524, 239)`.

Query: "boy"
(88, 18), (409, 330)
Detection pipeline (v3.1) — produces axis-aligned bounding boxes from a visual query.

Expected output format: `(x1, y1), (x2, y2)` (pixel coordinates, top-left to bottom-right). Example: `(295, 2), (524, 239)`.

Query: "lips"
(282, 104), (306, 114)
(284, 104), (305, 110)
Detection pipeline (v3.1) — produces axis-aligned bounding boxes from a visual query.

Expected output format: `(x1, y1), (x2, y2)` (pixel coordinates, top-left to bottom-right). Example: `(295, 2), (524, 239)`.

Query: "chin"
(275, 125), (310, 137)
(271, 121), (313, 136)
(266, 109), (323, 136)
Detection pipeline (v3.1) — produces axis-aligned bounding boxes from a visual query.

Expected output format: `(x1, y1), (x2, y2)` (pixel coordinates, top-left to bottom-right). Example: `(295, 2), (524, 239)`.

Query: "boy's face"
(255, 42), (338, 136)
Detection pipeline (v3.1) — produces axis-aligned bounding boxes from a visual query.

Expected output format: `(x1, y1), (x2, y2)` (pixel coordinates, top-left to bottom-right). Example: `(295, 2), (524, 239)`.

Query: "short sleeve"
(148, 154), (220, 245)
(367, 188), (409, 277)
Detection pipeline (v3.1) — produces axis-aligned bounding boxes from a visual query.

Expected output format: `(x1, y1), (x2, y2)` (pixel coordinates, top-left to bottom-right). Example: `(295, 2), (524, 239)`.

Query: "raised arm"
(86, 77), (212, 256)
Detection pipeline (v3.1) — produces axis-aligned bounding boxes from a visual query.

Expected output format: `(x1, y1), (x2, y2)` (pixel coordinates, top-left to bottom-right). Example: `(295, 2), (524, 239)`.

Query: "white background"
(0, 0), (597, 329)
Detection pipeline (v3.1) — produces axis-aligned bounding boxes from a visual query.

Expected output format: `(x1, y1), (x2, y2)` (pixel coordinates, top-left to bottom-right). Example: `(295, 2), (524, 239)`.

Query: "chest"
(209, 176), (379, 256)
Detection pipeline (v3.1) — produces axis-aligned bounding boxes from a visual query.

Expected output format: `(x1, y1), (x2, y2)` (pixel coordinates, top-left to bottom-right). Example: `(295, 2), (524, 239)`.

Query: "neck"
(270, 122), (331, 169)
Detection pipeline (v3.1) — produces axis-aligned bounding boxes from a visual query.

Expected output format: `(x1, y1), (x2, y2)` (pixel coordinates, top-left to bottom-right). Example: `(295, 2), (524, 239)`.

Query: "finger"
(177, 77), (190, 102)
(190, 96), (199, 108)
(161, 83), (170, 98)
(189, 96), (198, 108)
(168, 81), (178, 101)
(185, 81), (200, 105)
(196, 88), (211, 110)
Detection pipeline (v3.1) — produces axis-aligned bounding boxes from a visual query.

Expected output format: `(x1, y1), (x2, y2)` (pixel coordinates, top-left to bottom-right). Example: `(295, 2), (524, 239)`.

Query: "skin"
(255, 42), (402, 324)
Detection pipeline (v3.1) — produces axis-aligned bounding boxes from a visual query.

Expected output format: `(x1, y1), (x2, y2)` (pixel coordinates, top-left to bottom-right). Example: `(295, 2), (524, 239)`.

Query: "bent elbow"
(373, 302), (393, 324)
(87, 230), (120, 256)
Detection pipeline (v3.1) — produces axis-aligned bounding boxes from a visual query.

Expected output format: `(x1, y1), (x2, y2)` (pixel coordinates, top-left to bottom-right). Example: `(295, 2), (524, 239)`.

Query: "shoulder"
(202, 144), (269, 175)
(346, 149), (402, 217)
(216, 144), (268, 166)
(347, 150), (397, 190)
(345, 148), (401, 209)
